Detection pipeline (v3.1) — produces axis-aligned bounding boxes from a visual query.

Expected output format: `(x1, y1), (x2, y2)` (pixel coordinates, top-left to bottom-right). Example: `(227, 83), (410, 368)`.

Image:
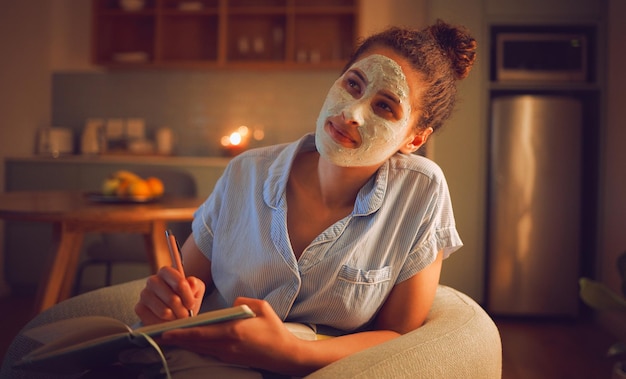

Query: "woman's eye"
(376, 101), (394, 114)
(346, 78), (361, 93)
(378, 102), (393, 113)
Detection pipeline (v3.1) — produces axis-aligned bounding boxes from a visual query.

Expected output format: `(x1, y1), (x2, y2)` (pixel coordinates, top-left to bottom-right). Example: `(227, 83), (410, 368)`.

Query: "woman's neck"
(294, 151), (381, 209)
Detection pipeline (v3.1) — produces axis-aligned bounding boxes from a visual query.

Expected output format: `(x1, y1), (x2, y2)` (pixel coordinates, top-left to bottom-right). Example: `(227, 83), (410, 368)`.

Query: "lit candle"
(220, 127), (249, 156)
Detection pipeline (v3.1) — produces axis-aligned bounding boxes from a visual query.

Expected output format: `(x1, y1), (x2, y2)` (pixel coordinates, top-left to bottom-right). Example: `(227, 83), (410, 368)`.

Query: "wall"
(359, 0), (427, 36)
(0, 1), (52, 157)
(602, 0), (626, 287)
(598, 0), (626, 337)
(49, 0), (93, 71)
(0, 0), (54, 296)
(423, 0), (487, 300)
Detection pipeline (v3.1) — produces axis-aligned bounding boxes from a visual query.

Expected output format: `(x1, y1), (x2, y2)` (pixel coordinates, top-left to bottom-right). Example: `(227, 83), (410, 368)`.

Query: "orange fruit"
(146, 177), (164, 197)
(128, 179), (152, 198)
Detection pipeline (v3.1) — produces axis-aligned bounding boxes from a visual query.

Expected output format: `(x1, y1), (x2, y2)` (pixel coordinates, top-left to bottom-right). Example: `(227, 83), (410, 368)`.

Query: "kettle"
(81, 119), (106, 155)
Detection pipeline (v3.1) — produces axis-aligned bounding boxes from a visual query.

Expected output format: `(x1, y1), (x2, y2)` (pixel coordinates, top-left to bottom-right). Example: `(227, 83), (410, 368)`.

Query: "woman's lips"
(326, 121), (360, 148)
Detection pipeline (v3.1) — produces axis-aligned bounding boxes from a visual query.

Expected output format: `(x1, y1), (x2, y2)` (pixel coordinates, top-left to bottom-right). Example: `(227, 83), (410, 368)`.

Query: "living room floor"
(495, 317), (615, 378)
(0, 294), (618, 378)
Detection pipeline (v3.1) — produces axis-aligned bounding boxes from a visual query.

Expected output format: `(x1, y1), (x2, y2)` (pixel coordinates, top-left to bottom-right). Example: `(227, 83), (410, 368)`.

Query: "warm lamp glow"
(219, 125), (264, 156)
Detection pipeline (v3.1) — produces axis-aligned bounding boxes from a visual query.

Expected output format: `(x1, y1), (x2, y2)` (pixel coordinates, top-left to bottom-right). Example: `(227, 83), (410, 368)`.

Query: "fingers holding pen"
(136, 267), (205, 324)
(159, 266), (206, 317)
(186, 275), (206, 314)
(136, 268), (186, 322)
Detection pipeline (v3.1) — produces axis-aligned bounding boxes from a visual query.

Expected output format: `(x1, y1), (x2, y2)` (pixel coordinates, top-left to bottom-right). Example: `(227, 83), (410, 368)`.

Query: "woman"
(135, 20), (477, 377)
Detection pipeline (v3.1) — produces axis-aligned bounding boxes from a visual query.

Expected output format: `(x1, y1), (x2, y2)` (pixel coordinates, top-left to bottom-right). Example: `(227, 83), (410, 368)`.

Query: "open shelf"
(92, 0), (359, 69)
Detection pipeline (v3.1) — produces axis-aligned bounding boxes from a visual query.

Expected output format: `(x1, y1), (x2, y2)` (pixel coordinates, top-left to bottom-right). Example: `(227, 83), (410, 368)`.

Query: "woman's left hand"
(160, 297), (305, 375)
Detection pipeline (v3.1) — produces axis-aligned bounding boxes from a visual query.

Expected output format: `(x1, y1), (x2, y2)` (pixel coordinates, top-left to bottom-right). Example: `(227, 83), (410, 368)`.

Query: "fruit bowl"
(97, 170), (165, 203)
(85, 192), (162, 204)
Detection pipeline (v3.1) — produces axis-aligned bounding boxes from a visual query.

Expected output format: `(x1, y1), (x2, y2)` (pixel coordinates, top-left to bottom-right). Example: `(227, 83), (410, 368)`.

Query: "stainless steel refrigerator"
(487, 95), (582, 317)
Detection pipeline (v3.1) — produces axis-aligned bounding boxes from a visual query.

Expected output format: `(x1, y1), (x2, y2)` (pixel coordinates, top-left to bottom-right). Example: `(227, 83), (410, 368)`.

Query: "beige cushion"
(1, 282), (501, 379)
(306, 285), (502, 378)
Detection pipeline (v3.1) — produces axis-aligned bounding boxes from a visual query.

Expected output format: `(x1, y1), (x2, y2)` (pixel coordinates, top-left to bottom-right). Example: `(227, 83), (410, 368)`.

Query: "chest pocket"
(335, 265), (392, 311)
(338, 265), (391, 284)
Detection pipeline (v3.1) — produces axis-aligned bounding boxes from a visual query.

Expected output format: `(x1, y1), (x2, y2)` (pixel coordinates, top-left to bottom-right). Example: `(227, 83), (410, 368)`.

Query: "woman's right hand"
(135, 266), (206, 325)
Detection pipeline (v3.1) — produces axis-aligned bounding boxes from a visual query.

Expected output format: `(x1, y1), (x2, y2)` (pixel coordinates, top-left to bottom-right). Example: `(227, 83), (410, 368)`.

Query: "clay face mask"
(315, 54), (412, 167)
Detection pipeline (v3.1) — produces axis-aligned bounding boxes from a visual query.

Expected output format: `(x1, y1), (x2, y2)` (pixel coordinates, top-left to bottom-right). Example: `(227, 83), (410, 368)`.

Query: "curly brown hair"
(343, 20), (478, 132)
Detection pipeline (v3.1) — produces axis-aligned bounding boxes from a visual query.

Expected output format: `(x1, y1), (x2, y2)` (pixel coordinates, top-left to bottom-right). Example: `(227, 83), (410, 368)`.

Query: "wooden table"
(0, 191), (203, 313)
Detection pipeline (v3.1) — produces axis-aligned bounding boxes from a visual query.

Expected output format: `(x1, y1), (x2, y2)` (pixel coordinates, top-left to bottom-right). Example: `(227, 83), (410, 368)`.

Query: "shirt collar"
(263, 133), (388, 215)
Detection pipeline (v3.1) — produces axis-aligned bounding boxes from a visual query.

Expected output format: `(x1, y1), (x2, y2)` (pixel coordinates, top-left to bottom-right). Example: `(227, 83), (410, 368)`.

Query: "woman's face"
(315, 49), (424, 167)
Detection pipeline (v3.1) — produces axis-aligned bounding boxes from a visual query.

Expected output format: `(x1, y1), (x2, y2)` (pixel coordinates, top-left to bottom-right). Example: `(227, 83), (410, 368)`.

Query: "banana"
(112, 170), (142, 182)
(101, 170), (144, 197)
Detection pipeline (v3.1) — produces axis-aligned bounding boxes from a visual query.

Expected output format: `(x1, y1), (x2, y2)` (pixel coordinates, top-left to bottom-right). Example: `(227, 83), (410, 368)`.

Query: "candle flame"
(220, 125), (262, 153)
(229, 132), (242, 146)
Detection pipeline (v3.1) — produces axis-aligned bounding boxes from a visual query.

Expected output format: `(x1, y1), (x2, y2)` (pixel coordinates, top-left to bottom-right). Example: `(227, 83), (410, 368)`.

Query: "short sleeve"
(395, 173), (463, 284)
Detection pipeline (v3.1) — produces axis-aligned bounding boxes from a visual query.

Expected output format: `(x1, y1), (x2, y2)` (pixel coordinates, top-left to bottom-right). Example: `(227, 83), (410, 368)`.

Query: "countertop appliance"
(37, 127), (73, 157)
(492, 26), (592, 83)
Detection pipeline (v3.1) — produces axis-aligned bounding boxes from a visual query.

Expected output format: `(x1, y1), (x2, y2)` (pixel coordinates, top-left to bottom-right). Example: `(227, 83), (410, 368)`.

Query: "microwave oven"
(495, 32), (588, 82)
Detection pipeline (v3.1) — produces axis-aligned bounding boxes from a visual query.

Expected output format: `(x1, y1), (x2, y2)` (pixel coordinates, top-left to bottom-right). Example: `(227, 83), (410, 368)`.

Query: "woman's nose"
(341, 103), (365, 127)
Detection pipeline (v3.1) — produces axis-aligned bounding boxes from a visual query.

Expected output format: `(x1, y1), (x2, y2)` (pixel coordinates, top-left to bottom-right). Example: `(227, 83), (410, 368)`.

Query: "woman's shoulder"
(388, 153), (446, 182)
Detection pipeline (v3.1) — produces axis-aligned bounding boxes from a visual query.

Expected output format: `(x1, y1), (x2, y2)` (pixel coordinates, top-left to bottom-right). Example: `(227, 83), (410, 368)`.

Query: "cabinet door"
(227, 14), (287, 63)
(485, 0), (603, 18)
(158, 0), (220, 64)
(92, 0), (156, 65)
(291, 0), (357, 65)
(292, 14), (355, 65)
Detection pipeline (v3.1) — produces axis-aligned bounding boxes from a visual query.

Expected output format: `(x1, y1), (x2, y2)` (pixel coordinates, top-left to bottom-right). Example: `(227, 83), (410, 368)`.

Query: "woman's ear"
(399, 127), (433, 154)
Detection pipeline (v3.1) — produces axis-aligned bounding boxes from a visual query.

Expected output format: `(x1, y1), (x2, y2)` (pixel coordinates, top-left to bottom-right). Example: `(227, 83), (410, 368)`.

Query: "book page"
(23, 316), (131, 345)
(15, 305), (256, 373)
(284, 323), (317, 341)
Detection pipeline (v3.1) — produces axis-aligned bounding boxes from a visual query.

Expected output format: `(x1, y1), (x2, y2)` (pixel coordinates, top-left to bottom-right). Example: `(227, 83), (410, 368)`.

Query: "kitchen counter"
(4, 155), (231, 198)
(6, 154), (231, 168)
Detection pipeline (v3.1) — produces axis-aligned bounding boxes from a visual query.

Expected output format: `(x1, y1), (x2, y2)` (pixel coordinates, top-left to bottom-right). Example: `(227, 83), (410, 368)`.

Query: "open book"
(13, 305), (255, 374)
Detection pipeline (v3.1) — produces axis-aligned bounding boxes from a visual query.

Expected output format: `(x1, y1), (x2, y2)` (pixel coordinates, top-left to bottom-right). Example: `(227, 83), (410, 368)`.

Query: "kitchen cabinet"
(485, 0), (604, 19)
(3, 155), (229, 290)
(92, 0), (359, 69)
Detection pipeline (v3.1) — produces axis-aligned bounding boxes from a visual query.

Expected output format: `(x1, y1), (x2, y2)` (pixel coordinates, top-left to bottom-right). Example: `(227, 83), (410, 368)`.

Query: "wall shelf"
(92, 0), (359, 69)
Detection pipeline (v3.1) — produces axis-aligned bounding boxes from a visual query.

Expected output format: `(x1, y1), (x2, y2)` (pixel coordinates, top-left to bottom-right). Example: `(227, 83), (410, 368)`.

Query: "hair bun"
(427, 20), (477, 80)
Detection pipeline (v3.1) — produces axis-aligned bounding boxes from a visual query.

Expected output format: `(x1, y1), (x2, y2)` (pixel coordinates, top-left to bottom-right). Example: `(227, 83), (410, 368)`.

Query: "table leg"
(59, 229), (87, 301)
(143, 221), (172, 272)
(34, 222), (84, 313)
